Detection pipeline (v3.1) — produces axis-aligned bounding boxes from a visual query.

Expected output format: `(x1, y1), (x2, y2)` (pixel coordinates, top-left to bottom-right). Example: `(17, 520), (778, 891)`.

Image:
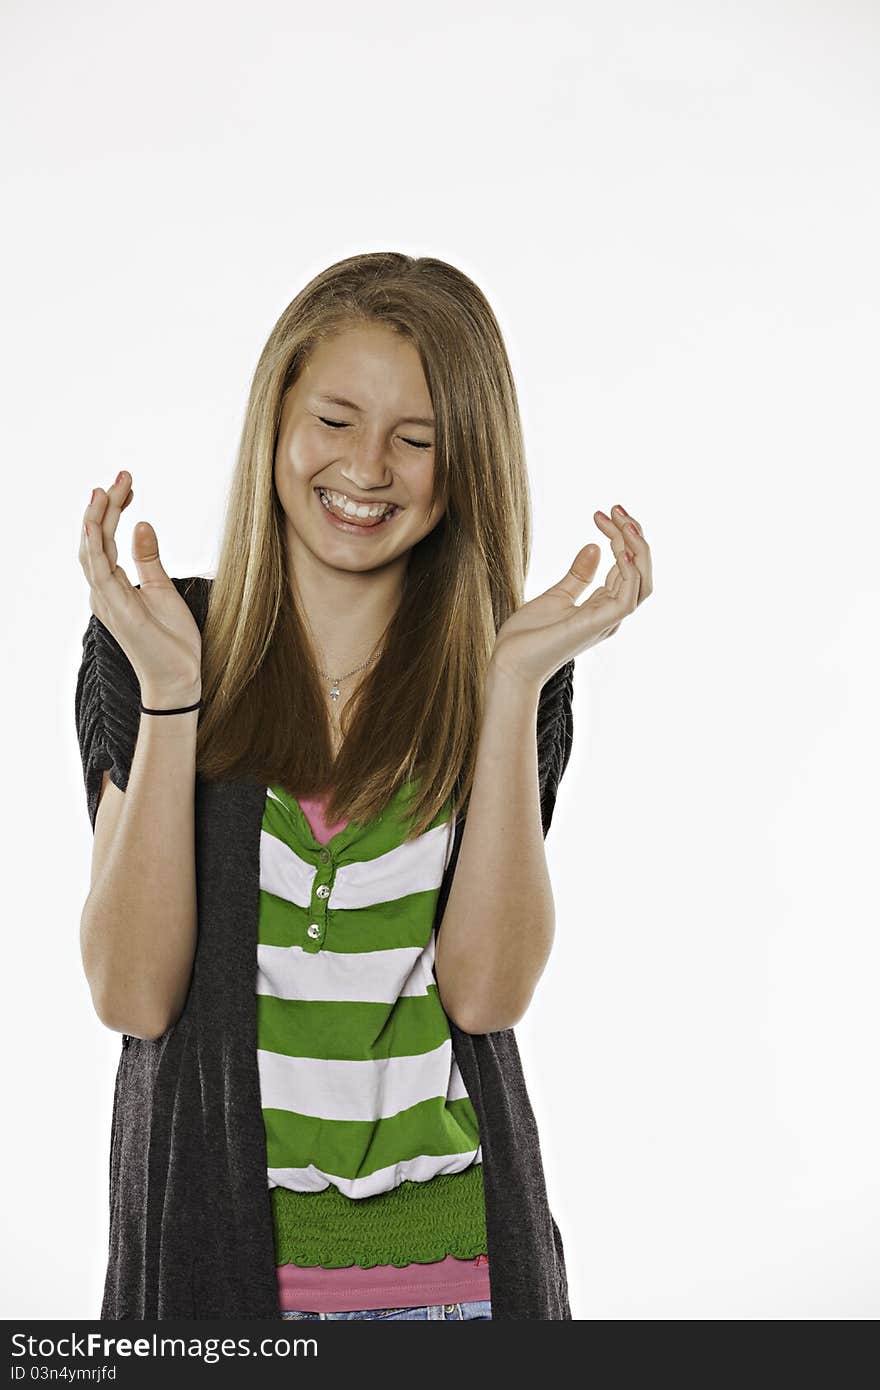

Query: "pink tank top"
(274, 789), (491, 1313)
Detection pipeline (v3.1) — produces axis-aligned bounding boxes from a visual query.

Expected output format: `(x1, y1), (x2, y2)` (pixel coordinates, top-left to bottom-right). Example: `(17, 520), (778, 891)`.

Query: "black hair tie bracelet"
(140, 700), (202, 716)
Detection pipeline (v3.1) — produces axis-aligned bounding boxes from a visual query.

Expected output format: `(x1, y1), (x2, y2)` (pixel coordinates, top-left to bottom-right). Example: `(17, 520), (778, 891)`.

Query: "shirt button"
(319, 849), (330, 863)
(316, 884), (330, 899)
(307, 924), (321, 939)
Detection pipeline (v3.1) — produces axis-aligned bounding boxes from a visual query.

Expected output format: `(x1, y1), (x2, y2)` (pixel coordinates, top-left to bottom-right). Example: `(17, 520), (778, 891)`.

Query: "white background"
(2, 0), (878, 1320)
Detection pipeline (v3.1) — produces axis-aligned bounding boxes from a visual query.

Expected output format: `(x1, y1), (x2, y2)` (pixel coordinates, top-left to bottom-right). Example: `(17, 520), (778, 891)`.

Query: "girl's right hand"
(79, 471), (204, 703)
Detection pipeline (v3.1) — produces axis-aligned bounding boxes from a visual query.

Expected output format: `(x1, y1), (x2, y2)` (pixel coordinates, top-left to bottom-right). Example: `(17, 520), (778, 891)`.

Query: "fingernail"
(90, 488), (97, 504)
(614, 504), (628, 517)
(596, 510), (610, 522)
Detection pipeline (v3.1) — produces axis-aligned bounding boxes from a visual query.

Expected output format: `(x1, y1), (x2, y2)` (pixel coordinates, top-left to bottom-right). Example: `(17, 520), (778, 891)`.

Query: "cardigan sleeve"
(74, 576), (210, 834)
(74, 611), (142, 833)
(435, 657), (575, 941)
(536, 658), (575, 837)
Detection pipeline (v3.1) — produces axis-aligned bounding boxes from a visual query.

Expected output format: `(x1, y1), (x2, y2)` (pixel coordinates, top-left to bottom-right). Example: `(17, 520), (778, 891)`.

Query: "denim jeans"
(280, 1299), (492, 1321)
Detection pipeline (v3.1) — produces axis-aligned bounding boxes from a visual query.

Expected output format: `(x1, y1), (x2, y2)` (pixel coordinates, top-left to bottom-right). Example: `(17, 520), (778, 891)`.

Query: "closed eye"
(318, 417), (431, 450)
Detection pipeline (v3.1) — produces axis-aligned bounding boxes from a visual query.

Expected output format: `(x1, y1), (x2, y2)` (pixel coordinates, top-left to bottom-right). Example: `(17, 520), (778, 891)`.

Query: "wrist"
(139, 682), (202, 713)
(485, 658), (541, 707)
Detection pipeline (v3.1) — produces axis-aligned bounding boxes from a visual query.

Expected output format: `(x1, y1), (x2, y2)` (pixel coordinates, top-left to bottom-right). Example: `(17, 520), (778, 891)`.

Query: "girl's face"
(274, 323), (446, 574)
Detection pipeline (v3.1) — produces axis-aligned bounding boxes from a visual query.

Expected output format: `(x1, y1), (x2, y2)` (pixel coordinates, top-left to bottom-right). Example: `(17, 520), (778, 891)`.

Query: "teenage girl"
(77, 252), (652, 1320)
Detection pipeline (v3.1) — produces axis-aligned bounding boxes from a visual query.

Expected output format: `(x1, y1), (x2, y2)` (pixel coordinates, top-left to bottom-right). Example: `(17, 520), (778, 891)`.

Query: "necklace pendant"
(329, 679), (340, 701)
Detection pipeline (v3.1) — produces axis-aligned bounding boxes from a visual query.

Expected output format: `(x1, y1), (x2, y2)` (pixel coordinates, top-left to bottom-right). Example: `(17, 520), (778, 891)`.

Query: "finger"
(100, 471), (132, 542)
(600, 506), (652, 603)
(576, 550), (637, 642)
(79, 478), (130, 548)
(131, 519), (172, 588)
(587, 556), (624, 607)
(600, 533), (628, 598)
(619, 519), (652, 601)
(594, 508), (626, 539)
(79, 487), (98, 569)
(88, 487), (119, 575)
(598, 503), (643, 546)
(552, 542), (602, 603)
(80, 485), (110, 578)
(82, 495), (132, 595)
(613, 503), (639, 532)
(618, 547), (641, 602)
(594, 508), (629, 569)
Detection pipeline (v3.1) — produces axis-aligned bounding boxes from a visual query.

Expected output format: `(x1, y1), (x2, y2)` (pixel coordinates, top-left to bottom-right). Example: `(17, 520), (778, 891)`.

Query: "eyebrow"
(313, 394), (435, 429)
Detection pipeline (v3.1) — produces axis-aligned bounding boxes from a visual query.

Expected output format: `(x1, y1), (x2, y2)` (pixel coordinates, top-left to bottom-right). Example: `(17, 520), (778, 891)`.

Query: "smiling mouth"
(315, 487), (402, 529)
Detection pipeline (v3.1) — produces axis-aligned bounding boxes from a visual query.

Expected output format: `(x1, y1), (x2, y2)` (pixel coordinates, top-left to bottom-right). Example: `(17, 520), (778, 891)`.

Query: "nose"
(339, 449), (394, 494)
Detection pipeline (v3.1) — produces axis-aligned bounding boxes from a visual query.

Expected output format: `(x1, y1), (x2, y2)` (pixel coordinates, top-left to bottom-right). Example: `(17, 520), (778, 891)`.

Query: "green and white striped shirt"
(258, 778), (482, 1201)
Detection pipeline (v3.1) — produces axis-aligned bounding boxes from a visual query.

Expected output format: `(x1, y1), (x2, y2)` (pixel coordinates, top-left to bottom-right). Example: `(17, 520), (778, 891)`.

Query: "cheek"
(278, 433), (322, 487)
(410, 499), (445, 539)
(425, 491), (447, 523)
(411, 468), (441, 511)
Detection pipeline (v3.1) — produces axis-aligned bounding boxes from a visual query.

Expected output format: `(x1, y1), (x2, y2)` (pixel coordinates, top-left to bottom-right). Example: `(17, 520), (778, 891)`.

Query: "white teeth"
(318, 488), (397, 522)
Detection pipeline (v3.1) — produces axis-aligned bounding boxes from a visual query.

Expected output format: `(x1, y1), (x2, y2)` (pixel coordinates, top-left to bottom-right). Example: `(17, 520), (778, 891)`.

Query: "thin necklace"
(318, 648), (383, 702)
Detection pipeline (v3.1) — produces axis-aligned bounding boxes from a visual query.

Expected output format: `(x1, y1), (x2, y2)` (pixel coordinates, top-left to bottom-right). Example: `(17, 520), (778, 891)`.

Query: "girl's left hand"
(490, 503), (653, 688)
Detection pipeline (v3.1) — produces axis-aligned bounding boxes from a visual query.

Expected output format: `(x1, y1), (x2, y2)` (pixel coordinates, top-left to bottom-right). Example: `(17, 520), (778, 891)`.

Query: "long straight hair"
(195, 252), (533, 840)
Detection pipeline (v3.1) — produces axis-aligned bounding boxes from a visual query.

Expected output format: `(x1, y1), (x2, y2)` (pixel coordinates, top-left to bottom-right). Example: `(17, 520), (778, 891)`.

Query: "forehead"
(291, 324), (432, 415)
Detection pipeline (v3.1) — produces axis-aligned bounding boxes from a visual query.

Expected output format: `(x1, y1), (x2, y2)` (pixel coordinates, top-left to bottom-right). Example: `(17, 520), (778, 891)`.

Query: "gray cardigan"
(75, 575), (575, 1320)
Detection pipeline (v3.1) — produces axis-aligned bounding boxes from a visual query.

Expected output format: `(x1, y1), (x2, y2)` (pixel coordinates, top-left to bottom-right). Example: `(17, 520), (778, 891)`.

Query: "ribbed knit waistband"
(270, 1161), (488, 1268)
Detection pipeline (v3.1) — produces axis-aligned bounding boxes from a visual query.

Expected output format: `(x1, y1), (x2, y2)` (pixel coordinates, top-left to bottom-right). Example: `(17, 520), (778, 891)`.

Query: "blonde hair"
(196, 251), (533, 840)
